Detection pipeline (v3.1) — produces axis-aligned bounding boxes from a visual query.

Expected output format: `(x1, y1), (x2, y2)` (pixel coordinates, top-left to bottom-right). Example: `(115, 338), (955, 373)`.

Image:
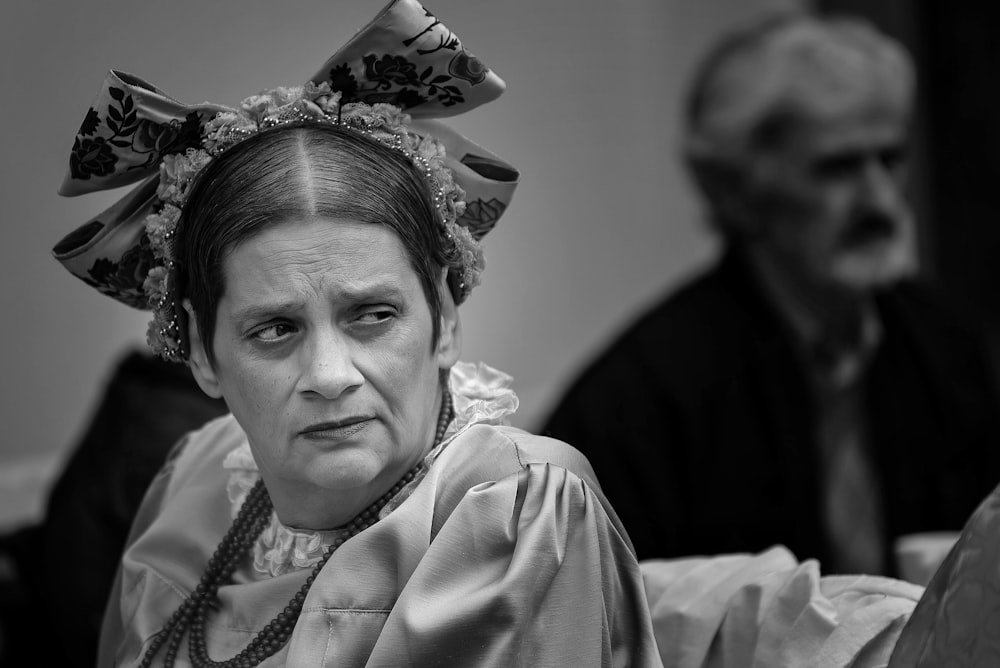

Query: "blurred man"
(544, 13), (1000, 574)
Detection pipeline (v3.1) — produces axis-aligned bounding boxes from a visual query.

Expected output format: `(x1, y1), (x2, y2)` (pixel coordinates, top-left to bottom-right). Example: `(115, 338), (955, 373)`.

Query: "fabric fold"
(641, 548), (922, 667)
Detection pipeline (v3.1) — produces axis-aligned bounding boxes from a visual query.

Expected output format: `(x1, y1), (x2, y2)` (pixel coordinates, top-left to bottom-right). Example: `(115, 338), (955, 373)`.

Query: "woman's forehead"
(220, 218), (419, 303)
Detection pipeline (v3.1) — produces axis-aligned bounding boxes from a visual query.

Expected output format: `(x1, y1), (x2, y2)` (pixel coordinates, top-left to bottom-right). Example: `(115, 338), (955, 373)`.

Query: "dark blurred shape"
(544, 253), (1000, 568)
(820, 0), (1000, 327)
(543, 12), (1000, 574)
(0, 350), (227, 668)
(918, 5), (1000, 325)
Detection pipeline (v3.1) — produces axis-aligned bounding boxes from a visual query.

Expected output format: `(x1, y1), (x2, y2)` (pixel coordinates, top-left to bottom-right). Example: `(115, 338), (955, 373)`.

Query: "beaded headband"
(53, 0), (519, 362)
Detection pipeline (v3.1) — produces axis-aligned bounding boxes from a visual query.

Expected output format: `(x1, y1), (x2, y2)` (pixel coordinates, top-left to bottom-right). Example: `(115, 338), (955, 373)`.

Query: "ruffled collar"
(222, 360), (518, 577)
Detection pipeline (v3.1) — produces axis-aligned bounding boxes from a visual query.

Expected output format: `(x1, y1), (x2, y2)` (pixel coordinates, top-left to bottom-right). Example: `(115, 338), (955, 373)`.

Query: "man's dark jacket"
(543, 250), (1000, 571)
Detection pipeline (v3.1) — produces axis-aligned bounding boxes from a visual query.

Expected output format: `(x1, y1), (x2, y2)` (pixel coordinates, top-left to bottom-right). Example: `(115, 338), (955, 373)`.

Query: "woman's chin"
(301, 456), (385, 495)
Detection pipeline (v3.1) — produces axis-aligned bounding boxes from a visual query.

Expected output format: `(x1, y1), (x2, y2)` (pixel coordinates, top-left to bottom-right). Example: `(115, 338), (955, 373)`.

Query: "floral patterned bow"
(54, 0), (519, 312)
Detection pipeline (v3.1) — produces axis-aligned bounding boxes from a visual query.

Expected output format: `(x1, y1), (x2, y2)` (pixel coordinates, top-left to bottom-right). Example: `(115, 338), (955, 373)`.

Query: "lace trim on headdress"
(143, 82), (483, 362)
(223, 360), (518, 577)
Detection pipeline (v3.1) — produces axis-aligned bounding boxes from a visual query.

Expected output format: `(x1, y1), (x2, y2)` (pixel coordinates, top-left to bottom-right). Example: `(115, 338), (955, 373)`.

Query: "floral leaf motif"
(431, 84), (462, 107)
(448, 50), (487, 85)
(135, 120), (175, 152)
(363, 54), (422, 90)
(69, 136), (119, 180)
(415, 32), (459, 57)
(109, 86), (125, 102)
(116, 95), (140, 137)
(327, 63), (359, 102)
(356, 53), (472, 108)
(110, 237), (156, 302)
(361, 88), (428, 109)
(131, 112), (203, 165)
(403, 9), (441, 48)
(173, 112), (204, 150)
(87, 257), (117, 284)
(85, 240), (155, 309)
(78, 108), (101, 136)
(459, 198), (507, 240)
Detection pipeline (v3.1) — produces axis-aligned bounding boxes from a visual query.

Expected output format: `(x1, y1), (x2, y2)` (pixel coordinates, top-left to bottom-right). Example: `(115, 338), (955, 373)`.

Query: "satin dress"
(98, 362), (662, 667)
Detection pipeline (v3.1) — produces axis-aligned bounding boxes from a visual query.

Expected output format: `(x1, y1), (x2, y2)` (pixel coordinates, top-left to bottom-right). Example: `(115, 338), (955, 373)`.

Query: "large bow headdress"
(53, 0), (519, 361)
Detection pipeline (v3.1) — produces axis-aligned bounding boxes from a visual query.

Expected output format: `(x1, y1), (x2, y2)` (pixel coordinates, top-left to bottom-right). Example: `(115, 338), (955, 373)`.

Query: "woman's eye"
(356, 307), (396, 324)
(251, 323), (296, 342)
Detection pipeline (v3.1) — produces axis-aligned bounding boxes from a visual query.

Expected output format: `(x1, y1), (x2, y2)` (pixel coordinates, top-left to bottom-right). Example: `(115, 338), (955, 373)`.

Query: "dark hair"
(176, 122), (451, 365)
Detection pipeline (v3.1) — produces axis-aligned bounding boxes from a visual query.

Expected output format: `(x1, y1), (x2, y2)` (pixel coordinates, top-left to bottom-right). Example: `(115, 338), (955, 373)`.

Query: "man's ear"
(686, 153), (760, 236)
(436, 271), (462, 369)
(184, 300), (223, 399)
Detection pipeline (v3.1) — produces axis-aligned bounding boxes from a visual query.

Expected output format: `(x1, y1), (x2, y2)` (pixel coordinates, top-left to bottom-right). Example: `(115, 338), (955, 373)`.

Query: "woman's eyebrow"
(229, 282), (406, 322)
(230, 301), (304, 323)
(335, 281), (405, 301)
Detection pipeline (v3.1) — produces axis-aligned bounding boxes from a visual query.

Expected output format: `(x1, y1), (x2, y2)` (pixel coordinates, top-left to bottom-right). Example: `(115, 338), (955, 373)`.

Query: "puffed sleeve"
(364, 461), (663, 667)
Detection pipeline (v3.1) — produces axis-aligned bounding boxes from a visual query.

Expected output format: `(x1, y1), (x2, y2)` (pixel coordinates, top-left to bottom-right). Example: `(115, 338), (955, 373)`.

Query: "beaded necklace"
(141, 391), (454, 668)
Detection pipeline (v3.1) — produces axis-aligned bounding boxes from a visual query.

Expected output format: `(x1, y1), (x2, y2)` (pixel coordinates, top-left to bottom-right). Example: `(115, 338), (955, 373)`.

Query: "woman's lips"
(299, 417), (373, 441)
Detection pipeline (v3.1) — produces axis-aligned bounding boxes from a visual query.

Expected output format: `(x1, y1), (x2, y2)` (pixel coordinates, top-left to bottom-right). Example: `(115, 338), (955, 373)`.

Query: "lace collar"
(222, 361), (518, 577)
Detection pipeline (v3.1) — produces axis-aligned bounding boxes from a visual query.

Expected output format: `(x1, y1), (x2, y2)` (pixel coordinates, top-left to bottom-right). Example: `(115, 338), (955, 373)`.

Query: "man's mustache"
(840, 212), (900, 248)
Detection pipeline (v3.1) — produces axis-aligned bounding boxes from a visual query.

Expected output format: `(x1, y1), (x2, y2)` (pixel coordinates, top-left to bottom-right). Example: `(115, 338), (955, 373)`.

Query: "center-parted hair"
(177, 122), (452, 364)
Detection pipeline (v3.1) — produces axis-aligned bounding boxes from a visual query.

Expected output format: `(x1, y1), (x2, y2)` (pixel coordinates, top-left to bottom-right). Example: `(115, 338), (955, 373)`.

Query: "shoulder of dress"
(425, 424), (616, 542)
(440, 423), (599, 488)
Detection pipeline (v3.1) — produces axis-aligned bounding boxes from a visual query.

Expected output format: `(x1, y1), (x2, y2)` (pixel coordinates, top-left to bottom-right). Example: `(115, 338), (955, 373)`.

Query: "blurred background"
(1, 0), (994, 531)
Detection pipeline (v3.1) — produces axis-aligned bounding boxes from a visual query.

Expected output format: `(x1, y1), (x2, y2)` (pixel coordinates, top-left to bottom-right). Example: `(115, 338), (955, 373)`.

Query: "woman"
(53, 1), (660, 666)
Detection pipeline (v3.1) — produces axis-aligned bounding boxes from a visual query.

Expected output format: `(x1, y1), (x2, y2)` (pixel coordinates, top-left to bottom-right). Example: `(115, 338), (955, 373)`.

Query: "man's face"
(746, 93), (916, 299)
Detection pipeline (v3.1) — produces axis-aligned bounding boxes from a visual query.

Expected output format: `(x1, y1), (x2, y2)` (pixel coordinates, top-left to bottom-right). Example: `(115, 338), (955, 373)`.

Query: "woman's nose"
(298, 328), (364, 400)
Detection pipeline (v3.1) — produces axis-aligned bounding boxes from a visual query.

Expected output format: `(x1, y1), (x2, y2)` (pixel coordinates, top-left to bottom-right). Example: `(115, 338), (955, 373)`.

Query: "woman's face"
(187, 217), (460, 528)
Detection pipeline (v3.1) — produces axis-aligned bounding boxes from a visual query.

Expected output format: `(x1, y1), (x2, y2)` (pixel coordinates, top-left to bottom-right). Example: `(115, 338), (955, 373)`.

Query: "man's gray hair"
(684, 12), (915, 170)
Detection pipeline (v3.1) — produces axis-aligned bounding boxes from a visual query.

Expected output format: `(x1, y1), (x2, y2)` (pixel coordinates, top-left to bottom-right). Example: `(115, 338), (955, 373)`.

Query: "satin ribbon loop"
(60, 70), (228, 197)
(53, 0), (519, 326)
(311, 0), (504, 118)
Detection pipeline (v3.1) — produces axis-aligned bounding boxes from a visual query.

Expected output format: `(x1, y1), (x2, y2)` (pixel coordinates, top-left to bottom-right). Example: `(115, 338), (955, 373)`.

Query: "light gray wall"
(0, 0), (802, 525)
